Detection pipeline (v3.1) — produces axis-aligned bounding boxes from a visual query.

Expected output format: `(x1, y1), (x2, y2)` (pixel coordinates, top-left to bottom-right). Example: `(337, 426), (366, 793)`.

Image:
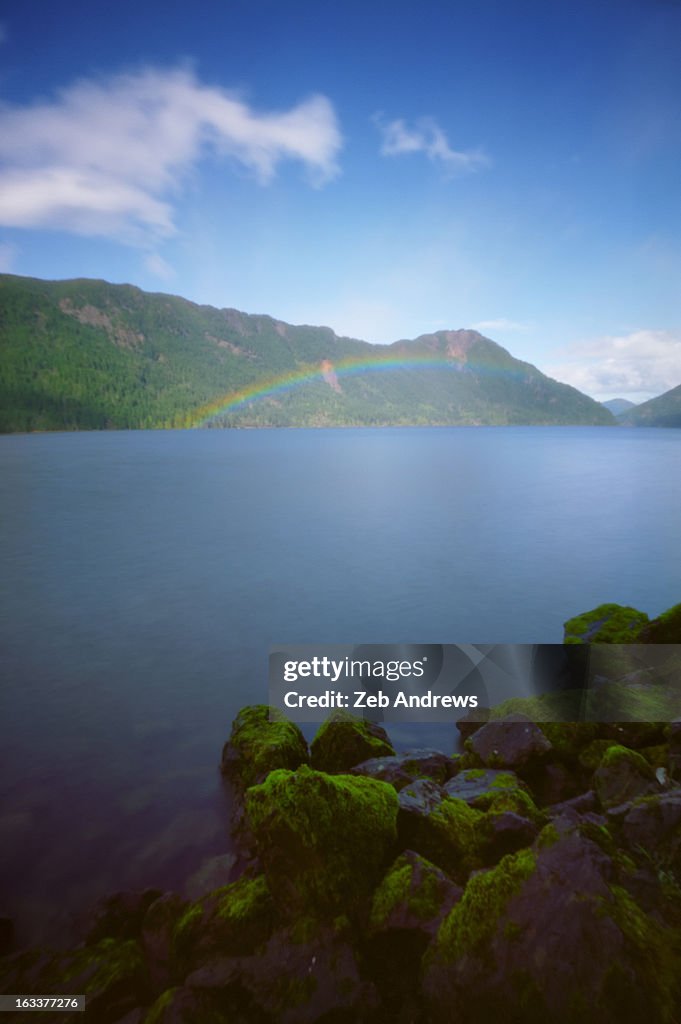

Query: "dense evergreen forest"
(0, 274), (616, 431)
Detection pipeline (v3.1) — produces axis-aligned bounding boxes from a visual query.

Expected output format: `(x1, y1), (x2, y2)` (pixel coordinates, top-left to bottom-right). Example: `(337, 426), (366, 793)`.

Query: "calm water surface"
(1, 427), (680, 942)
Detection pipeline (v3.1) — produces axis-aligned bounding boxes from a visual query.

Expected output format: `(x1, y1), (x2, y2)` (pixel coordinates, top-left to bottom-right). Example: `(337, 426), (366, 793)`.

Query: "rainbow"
(187, 351), (523, 427)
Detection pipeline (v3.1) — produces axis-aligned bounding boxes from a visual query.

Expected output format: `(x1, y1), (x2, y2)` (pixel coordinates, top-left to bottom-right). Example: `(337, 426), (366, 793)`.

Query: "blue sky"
(1, 0), (680, 401)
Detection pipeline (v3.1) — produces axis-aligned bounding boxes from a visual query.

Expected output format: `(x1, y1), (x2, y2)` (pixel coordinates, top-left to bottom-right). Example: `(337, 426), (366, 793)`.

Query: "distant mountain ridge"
(0, 274), (615, 431)
(619, 384), (681, 428)
(600, 398), (637, 417)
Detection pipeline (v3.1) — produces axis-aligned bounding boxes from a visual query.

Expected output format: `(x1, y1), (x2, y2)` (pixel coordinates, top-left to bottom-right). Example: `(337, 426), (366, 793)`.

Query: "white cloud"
(374, 114), (489, 175)
(546, 329), (681, 399)
(0, 241), (16, 271)
(472, 318), (529, 333)
(0, 67), (342, 244)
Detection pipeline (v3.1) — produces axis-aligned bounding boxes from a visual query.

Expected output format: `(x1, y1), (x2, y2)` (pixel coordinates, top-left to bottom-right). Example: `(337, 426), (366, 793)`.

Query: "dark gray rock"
(351, 748), (457, 789)
(86, 889), (162, 944)
(468, 714), (552, 769)
(443, 768), (524, 807)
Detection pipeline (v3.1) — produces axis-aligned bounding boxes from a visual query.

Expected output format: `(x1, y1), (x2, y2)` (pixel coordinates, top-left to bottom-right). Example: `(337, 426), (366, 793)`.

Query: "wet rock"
(140, 892), (187, 990)
(220, 705), (308, 791)
(397, 780), (486, 881)
(140, 987), (234, 1023)
(86, 889), (163, 944)
(173, 874), (277, 977)
(351, 748), (457, 789)
(310, 710), (394, 773)
(456, 706), (491, 741)
(443, 768), (526, 808)
(423, 829), (680, 1024)
(365, 851), (462, 1020)
(620, 789), (681, 873)
(245, 765), (398, 920)
(483, 811), (538, 858)
(593, 744), (661, 810)
(467, 714), (552, 770)
(187, 920), (380, 1024)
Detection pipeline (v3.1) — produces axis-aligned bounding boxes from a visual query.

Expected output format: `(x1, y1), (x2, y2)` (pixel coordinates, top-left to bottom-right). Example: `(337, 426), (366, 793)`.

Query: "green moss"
(490, 771), (520, 789)
(310, 710), (395, 773)
(563, 603), (649, 644)
(600, 744), (652, 774)
(462, 768), (486, 780)
(369, 854), (450, 931)
(536, 822), (560, 848)
(436, 848), (537, 962)
(369, 861), (413, 929)
(428, 796), (487, 874)
(484, 787), (542, 823)
(172, 903), (202, 944)
(216, 874), (271, 925)
(143, 988), (178, 1024)
(640, 602), (681, 643)
(599, 885), (680, 1022)
(245, 765), (398, 918)
(222, 705), (308, 789)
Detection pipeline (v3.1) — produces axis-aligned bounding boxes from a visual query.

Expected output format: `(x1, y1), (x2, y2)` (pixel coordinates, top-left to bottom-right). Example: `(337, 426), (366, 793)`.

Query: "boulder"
(220, 705), (309, 791)
(467, 714), (552, 770)
(186, 919), (380, 1024)
(86, 889), (163, 944)
(563, 603), (649, 644)
(443, 768), (526, 808)
(423, 829), (680, 1024)
(172, 874), (276, 976)
(351, 748), (457, 789)
(140, 892), (187, 991)
(620, 789), (681, 874)
(396, 780), (486, 881)
(310, 710), (394, 773)
(593, 744), (661, 810)
(365, 851), (462, 1020)
(245, 765), (398, 920)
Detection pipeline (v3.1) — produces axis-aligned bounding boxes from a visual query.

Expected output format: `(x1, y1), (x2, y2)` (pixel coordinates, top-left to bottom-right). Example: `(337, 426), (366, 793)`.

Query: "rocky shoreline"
(1, 603), (680, 1023)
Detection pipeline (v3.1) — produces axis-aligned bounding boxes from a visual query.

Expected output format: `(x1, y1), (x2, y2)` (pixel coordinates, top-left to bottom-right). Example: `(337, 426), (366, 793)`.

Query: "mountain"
(600, 398), (637, 417)
(0, 274), (615, 432)
(618, 384), (681, 428)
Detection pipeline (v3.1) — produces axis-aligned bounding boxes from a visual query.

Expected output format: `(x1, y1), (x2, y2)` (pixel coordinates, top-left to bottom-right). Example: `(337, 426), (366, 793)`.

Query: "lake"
(1, 426), (680, 944)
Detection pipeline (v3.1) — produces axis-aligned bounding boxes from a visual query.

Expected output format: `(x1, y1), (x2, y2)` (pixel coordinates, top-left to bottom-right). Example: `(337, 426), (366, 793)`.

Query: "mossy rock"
(563, 603), (649, 644)
(245, 765), (398, 920)
(365, 851), (462, 1020)
(173, 873), (276, 974)
(443, 768), (528, 810)
(593, 744), (660, 810)
(142, 984), (254, 1023)
(310, 710), (395, 773)
(638, 603), (681, 643)
(367, 850), (461, 938)
(220, 705), (309, 791)
(397, 785), (488, 881)
(423, 830), (681, 1024)
(52, 938), (148, 1023)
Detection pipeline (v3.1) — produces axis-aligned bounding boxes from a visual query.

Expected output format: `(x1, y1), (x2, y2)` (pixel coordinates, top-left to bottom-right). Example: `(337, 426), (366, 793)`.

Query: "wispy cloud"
(472, 318), (529, 333)
(0, 241), (16, 272)
(0, 67), (342, 245)
(374, 114), (489, 175)
(143, 251), (175, 281)
(546, 329), (681, 399)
